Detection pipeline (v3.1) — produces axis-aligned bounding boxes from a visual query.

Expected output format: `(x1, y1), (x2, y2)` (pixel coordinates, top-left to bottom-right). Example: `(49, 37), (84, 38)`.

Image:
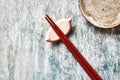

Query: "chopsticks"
(45, 14), (102, 80)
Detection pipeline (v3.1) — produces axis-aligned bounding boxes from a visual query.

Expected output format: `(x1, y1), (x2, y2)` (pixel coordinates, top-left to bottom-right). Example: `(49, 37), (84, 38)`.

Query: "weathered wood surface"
(0, 0), (120, 80)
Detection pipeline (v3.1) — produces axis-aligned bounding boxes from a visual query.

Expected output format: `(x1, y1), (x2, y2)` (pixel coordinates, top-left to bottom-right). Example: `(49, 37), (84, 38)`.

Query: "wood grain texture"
(0, 0), (120, 80)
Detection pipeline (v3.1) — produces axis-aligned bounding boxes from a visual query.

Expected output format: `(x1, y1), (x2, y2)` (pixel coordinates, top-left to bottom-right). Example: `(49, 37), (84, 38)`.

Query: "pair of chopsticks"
(45, 14), (102, 80)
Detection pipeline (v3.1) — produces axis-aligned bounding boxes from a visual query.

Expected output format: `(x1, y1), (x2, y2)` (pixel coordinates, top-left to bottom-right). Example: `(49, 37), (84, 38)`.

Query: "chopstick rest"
(45, 18), (71, 42)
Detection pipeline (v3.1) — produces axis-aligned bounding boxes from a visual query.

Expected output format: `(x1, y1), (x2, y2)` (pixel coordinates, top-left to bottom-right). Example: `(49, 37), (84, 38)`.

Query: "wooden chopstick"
(45, 14), (102, 80)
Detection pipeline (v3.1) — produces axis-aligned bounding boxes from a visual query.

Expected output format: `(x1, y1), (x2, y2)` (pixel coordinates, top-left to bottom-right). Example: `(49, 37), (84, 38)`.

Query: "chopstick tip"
(45, 14), (48, 17)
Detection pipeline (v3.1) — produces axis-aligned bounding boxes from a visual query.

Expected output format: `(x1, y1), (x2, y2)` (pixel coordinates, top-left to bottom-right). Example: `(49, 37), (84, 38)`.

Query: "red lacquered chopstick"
(45, 14), (102, 80)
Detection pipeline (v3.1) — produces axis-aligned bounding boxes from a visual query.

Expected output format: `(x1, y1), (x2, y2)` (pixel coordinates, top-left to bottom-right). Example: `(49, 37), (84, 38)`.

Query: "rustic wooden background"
(0, 0), (120, 80)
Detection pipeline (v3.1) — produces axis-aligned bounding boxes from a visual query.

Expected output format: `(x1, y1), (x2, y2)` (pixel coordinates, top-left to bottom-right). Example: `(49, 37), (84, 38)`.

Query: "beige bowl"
(78, 0), (120, 28)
